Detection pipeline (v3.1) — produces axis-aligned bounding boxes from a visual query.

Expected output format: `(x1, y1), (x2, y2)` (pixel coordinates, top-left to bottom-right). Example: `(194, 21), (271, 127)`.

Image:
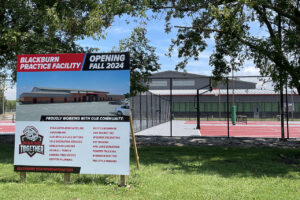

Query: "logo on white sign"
(19, 126), (44, 157)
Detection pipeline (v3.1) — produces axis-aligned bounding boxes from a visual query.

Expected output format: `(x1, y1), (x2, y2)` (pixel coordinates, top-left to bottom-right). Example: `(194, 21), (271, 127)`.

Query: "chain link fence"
(131, 91), (170, 132)
(148, 76), (300, 138)
(0, 79), (16, 121)
(1, 75), (299, 138)
(170, 77), (300, 121)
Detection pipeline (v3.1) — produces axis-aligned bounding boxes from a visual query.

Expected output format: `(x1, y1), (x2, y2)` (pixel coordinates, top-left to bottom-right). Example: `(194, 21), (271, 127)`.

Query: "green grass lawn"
(0, 144), (299, 200)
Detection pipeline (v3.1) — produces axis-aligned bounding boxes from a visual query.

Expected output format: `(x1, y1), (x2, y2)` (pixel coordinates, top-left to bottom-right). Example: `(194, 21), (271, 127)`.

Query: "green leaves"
(147, 0), (300, 93)
(118, 27), (161, 96)
(0, 0), (147, 81)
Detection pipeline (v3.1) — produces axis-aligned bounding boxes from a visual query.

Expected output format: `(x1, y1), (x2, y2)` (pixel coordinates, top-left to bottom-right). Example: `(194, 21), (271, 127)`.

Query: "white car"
(122, 98), (130, 105)
(115, 105), (130, 116)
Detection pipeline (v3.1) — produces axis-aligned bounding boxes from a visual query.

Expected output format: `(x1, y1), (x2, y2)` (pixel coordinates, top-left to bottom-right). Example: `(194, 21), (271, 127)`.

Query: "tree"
(136, 0), (300, 93)
(0, 72), (7, 114)
(118, 27), (161, 96)
(6, 100), (16, 112)
(0, 0), (144, 80)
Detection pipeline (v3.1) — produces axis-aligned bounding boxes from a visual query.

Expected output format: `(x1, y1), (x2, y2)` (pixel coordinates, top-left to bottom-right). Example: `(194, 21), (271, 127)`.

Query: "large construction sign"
(14, 53), (130, 175)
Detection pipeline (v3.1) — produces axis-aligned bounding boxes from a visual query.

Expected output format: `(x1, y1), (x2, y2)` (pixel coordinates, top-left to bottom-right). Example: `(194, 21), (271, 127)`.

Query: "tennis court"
(135, 120), (300, 138)
(0, 120), (15, 135)
(185, 120), (300, 138)
(1, 119), (300, 138)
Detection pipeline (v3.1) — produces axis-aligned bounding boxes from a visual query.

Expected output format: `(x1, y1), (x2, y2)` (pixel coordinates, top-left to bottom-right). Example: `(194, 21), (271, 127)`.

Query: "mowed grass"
(0, 144), (299, 200)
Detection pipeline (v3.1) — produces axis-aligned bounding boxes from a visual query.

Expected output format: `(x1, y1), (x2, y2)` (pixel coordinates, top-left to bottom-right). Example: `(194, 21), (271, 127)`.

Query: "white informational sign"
(14, 53), (130, 175)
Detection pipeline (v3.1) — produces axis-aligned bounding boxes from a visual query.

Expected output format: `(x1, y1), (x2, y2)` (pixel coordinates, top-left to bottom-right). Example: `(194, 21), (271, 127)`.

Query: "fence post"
(196, 89), (200, 129)
(280, 82), (285, 140)
(146, 92), (148, 128)
(170, 78), (173, 137)
(227, 78), (230, 138)
(185, 102), (187, 118)
(131, 97), (134, 132)
(159, 95), (161, 124)
(286, 83), (289, 139)
(139, 92), (142, 131)
(150, 93), (153, 127)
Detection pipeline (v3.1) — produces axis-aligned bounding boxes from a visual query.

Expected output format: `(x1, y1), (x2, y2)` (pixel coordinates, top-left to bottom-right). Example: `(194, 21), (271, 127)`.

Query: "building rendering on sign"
(19, 87), (125, 104)
(148, 71), (300, 118)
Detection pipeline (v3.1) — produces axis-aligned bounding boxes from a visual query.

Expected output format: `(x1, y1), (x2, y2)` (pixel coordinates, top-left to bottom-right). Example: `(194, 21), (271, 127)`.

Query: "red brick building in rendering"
(19, 87), (125, 104)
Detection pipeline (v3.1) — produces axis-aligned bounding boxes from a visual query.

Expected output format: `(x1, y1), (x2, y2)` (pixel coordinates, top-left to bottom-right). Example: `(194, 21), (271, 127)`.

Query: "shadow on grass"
(134, 146), (300, 178)
(0, 145), (119, 185)
(0, 144), (14, 164)
(0, 178), (19, 184)
(2, 144), (299, 181)
(73, 174), (116, 185)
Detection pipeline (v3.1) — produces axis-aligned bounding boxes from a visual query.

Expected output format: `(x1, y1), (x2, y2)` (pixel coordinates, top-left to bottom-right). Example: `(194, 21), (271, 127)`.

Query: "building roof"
(148, 89), (294, 96)
(33, 87), (109, 94)
(152, 71), (208, 78)
(151, 71), (256, 86)
(20, 92), (73, 98)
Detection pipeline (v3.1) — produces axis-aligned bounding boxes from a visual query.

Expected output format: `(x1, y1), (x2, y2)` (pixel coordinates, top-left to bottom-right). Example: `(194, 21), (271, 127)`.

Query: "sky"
(16, 70), (130, 98)
(5, 12), (265, 100)
(76, 13), (263, 76)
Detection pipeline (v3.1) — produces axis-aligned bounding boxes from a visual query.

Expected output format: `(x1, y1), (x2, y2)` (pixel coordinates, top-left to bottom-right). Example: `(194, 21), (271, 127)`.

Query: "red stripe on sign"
(17, 53), (85, 72)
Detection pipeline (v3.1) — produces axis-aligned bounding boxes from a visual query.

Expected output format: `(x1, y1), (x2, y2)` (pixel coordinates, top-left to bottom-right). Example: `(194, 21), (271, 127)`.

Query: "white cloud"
(235, 65), (260, 76)
(186, 60), (209, 67)
(109, 27), (132, 35)
(4, 85), (16, 100)
(187, 68), (212, 76)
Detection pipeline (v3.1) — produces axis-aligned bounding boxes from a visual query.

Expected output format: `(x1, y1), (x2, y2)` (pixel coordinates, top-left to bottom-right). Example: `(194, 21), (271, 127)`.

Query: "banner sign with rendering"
(14, 53), (130, 175)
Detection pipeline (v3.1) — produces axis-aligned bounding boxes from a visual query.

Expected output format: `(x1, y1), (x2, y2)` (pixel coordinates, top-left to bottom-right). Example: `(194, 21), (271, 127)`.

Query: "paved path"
(135, 121), (200, 137)
(17, 102), (120, 121)
(136, 120), (300, 138)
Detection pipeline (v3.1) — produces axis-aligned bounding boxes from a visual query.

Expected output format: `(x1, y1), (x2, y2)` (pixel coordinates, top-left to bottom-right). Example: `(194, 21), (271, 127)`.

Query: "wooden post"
(64, 173), (71, 184)
(20, 172), (26, 183)
(119, 175), (126, 187)
(130, 112), (140, 170)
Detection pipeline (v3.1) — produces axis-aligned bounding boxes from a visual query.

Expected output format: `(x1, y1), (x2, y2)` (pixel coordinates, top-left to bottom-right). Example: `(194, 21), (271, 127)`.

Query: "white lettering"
(20, 56), (60, 63)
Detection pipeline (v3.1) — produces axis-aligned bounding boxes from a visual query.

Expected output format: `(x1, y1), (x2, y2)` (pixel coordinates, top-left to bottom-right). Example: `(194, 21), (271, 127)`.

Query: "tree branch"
(253, 6), (276, 39)
(263, 3), (300, 26)
(149, 0), (238, 12)
(174, 25), (223, 33)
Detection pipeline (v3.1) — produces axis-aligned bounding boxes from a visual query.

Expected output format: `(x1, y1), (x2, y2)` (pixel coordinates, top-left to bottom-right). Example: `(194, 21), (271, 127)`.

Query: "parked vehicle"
(115, 105), (130, 116)
(109, 100), (122, 105)
(122, 98), (129, 105)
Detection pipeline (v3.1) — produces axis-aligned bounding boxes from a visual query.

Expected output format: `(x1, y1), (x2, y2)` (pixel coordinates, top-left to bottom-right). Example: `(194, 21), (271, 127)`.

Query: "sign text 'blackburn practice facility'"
(14, 53), (130, 175)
